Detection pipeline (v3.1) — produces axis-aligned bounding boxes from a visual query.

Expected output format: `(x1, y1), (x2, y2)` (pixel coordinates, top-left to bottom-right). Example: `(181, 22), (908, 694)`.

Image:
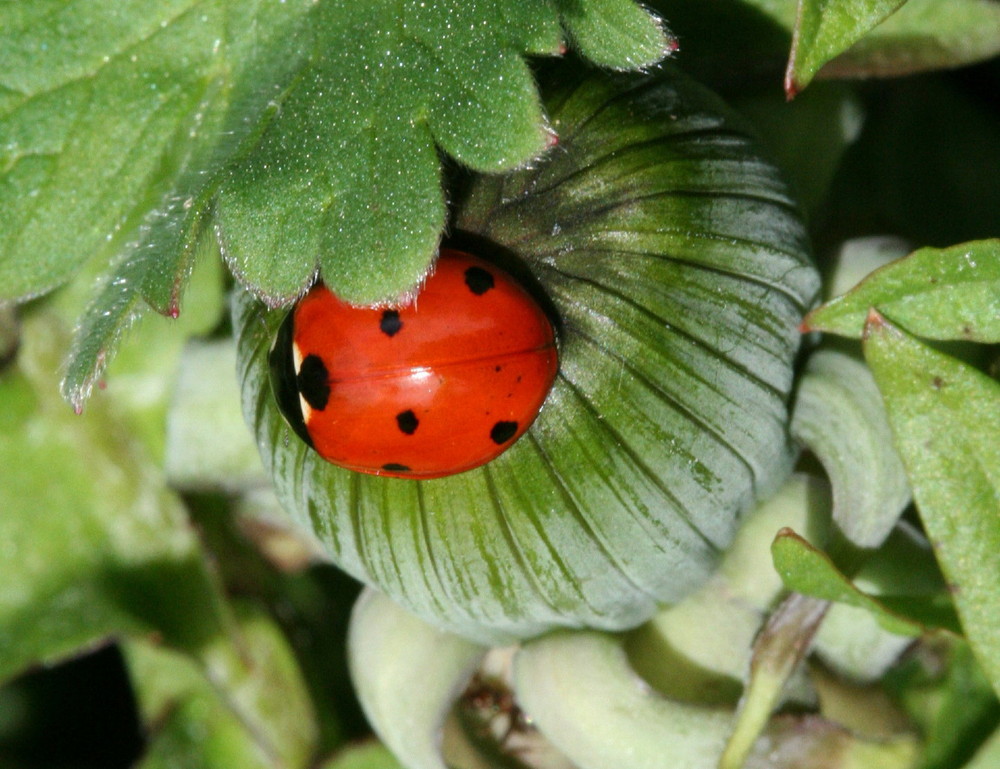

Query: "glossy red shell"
(272, 249), (559, 479)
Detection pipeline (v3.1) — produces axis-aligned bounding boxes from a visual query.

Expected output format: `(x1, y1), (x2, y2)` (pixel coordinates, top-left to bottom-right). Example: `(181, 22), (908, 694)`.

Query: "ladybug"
(269, 249), (559, 479)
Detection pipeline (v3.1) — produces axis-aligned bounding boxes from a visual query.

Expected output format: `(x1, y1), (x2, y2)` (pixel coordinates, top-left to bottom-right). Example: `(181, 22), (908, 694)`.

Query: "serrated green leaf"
(235, 65), (818, 643)
(0, 0), (313, 305)
(785, 0), (908, 96)
(60, 217), (223, 412)
(557, 0), (675, 70)
(214, 0), (673, 306)
(0, 311), (230, 684)
(805, 240), (1000, 342)
(791, 350), (909, 548)
(863, 313), (1000, 696)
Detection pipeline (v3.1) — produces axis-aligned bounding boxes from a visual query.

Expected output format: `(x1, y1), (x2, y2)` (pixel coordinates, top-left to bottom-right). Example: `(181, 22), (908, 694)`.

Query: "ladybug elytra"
(270, 249), (558, 479)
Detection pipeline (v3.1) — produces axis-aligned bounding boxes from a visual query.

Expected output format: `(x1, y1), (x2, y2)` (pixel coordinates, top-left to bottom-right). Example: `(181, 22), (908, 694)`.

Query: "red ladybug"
(269, 249), (559, 479)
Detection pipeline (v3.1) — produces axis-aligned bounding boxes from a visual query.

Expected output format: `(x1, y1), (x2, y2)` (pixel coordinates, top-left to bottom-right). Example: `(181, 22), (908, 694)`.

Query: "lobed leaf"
(805, 240), (1000, 342)
(213, 0), (671, 307)
(0, 0), (313, 305)
(863, 312), (1000, 695)
(3, 1), (671, 410)
(557, 0), (676, 70)
(236, 65), (818, 642)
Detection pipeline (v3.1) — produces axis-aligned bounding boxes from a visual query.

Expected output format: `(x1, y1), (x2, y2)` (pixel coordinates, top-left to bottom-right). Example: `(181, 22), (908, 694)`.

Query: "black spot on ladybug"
(396, 409), (419, 435)
(380, 310), (403, 337)
(464, 266), (495, 295)
(490, 420), (518, 445)
(495, 365), (502, 372)
(382, 463), (411, 472)
(297, 354), (331, 411)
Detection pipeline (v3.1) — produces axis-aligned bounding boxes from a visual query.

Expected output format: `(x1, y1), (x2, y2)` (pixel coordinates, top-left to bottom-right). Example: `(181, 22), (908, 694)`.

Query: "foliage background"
(1, 0), (998, 767)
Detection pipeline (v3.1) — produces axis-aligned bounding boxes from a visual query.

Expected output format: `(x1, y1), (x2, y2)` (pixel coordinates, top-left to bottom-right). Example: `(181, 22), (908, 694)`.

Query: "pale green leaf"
(791, 350), (910, 548)
(165, 339), (266, 493)
(514, 631), (734, 769)
(863, 313), (1000, 695)
(348, 590), (487, 769)
(805, 240), (1000, 342)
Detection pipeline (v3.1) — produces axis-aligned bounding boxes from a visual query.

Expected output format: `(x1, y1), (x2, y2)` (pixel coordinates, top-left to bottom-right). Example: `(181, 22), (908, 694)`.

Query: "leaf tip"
(862, 308), (887, 341)
(784, 73), (800, 102)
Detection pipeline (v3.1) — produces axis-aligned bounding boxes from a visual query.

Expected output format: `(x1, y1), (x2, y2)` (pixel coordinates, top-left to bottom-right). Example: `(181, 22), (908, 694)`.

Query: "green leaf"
(235, 65), (818, 643)
(128, 602), (317, 769)
(791, 350), (909, 548)
(60, 219), (224, 412)
(348, 590), (487, 769)
(812, 523), (954, 681)
(0, 311), (230, 684)
(557, 0), (675, 70)
(772, 530), (925, 637)
(863, 313), (1000, 695)
(785, 0), (907, 97)
(4, 1), (670, 413)
(0, 0), (313, 305)
(819, 0), (1000, 79)
(213, 0), (670, 306)
(514, 631), (734, 769)
(805, 240), (1000, 342)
